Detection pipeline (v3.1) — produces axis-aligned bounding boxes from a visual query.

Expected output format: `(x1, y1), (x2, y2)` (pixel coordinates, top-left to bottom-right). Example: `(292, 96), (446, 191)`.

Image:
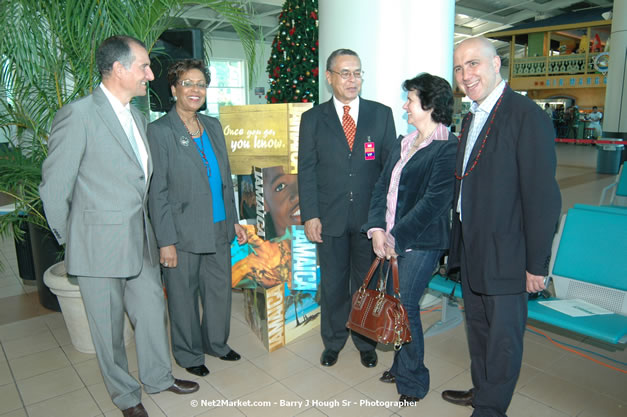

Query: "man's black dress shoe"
(185, 365), (210, 377)
(320, 348), (339, 366)
(379, 370), (395, 383)
(441, 388), (474, 406)
(166, 379), (200, 394)
(359, 350), (378, 367)
(219, 350), (241, 361)
(399, 394), (420, 406)
(122, 403), (148, 417)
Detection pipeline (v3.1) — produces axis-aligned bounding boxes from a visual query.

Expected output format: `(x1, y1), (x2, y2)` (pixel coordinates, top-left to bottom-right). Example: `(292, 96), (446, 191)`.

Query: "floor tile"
(316, 349), (383, 386)
(207, 360), (275, 399)
(353, 373), (401, 410)
(49, 323), (72, 346)
(16, 366), (84, 405)
(518, 372), (597, 416)
(236, 381), (306, 417)
(507, 393), (571, 417)
(0, 316), (48, 343)
(9, 347), (70, 380)
(281, 366), (349, 402)
(294, 409), (327, 417)
(0, 360), (13, 386)
(0, 409), (27, 417)
(3, 329), (59, 360)
(74, 358), (105, 386)
(86, 382), (117, 413)
(61, 342), (98, 364)
(25, 387), (101, 417)
(250, 346), (313, 380)
(0, 383), (22, 415)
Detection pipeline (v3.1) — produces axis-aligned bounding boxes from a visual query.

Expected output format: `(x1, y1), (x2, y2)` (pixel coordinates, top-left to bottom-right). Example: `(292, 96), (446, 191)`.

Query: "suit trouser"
(163, 220), (232, 366)
(317, 208), (377, 353)
(460, 242), (528, 417)
(77, 245), (174, 410)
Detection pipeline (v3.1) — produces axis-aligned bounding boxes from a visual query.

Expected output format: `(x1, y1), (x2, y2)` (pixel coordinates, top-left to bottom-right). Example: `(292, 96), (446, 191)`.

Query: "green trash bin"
(596, 139), (625, 174)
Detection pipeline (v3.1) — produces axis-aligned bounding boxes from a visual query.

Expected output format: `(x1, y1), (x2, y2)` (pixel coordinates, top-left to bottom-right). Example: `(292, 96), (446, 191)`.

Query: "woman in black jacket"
(363, 73), (457, 405)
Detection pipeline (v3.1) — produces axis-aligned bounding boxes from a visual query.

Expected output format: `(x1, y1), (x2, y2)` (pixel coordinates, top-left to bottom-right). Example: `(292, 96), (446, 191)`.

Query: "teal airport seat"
(599, 164), (627, 206)
(427, 205), (627, 345)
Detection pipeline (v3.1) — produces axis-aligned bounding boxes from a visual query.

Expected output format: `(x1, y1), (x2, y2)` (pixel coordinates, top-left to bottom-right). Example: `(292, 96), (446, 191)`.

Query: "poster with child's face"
(262, 166), (301, 239)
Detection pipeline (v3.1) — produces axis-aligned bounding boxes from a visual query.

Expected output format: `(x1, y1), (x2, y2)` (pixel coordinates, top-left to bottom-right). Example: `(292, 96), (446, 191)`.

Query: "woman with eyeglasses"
(363, 73), (456, 406)
(147, 59), (247, 378)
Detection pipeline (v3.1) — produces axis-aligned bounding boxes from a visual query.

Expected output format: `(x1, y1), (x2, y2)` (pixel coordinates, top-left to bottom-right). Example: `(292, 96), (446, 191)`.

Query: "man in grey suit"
(40, 35), (199, 417)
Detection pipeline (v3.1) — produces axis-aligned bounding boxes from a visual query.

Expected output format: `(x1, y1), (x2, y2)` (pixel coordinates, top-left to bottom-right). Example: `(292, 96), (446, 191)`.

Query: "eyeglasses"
(329, 70), (364, 80)
(178, 80), (208, 88)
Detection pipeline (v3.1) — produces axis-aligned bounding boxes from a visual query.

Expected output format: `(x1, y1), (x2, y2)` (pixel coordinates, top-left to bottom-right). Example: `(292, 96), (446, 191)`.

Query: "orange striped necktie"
(342, 105), (356, 151)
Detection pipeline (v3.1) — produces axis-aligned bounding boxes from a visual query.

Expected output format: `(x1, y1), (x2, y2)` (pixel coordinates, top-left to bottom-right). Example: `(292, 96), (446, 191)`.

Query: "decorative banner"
(221, 103), (312, 175)
(253, 166), (300, 240)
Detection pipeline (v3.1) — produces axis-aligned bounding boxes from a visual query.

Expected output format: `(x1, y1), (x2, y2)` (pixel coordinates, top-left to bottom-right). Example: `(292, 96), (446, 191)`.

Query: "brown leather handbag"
(346, 257), (411, 350)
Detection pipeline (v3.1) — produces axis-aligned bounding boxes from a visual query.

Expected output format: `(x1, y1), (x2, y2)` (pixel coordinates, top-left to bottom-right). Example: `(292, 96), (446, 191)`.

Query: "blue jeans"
(389, 249), (442, 398)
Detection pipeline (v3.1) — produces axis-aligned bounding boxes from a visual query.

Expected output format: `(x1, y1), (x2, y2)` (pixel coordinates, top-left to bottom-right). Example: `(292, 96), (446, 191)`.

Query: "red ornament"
(312, 47), (316, 51)
(273, 67), (280, 77)
(310, 11), (317, 19)
(271, 97), (277, 103)
(312, 68), (319, 77)
(289, 27), (295, 36)
(287, 68), (291, 72)
(303, 98), (308, 103)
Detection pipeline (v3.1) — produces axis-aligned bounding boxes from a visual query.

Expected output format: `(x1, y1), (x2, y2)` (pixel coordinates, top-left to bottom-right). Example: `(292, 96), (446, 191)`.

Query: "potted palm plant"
(0, 0), (258, 310)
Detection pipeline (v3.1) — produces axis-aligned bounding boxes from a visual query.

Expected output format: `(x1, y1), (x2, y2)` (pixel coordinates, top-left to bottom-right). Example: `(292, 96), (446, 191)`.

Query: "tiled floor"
(0, 143), (625, 417)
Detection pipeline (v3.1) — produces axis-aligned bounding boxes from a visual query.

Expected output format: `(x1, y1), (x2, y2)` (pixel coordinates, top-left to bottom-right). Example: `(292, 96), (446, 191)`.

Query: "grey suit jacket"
(147, 109), (237, 254)
(40, 86), (158, 278)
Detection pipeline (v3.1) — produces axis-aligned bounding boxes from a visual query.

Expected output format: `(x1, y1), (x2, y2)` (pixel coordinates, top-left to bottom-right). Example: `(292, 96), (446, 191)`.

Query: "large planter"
(27, 222), (61, 311)
(44, 262), (134, 353)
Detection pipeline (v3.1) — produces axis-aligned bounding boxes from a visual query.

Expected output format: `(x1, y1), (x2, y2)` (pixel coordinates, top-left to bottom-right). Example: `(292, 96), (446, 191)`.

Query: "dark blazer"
(363, 131), (457, 254)
(148, 109), (237, 253)
(298, 98), (396, 236)
(448, 85), (561, 295)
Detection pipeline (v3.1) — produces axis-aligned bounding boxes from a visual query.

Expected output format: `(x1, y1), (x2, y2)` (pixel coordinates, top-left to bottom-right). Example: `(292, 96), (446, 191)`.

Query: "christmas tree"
(266, 0), (319, 104)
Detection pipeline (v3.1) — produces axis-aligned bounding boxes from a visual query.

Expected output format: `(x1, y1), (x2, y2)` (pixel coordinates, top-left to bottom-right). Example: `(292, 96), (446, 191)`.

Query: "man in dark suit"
(298, 49), (396, 368)
(441, 37), (561, 417)
(40, 35), (198, 417)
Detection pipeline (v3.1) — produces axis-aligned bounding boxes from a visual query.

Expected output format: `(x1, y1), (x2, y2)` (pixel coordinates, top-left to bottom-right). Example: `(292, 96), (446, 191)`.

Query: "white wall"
(209, 38), (273, 106)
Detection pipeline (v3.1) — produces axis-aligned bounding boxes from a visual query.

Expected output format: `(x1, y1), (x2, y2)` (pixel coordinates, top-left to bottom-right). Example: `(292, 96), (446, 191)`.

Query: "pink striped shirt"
(369, 123), (449, 251)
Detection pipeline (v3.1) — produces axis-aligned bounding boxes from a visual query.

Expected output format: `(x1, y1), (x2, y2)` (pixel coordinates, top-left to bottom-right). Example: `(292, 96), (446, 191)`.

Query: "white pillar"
(603, 0), (627, 141)
(319, 0), (455, 135)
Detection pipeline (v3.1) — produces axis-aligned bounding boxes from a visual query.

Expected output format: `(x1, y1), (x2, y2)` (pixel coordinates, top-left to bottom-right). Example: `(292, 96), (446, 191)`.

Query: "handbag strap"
(359, 257), (383, 289)
(389, 257), (401, 298)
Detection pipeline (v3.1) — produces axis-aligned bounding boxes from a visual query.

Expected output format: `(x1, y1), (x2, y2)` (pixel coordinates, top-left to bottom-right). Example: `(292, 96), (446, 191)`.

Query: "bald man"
(442, 37), (561, 417)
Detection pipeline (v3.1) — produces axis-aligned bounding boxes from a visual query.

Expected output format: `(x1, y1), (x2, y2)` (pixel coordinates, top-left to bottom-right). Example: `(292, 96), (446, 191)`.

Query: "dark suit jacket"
(448, 85), (561, 295)
(147, 109), (237, 254)
(363, 131), (457, 254)
(298, 98), (396, 236)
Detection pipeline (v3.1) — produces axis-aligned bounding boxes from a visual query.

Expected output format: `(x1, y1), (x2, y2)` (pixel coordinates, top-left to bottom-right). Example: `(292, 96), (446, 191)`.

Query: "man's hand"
(234, 224), (248, 245)
(385, 245), (398, 260)
(304, 218), (323, 243)
(526, 271), (546, 293)
(160, 245), (177, 268)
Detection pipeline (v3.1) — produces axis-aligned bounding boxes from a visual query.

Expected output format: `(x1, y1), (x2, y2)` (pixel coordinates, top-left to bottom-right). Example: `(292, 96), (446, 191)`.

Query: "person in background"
(363, 73), (456, 406)
(148, 59), (247, 379)
(442, 37), (561, 417)
(298, 48), (396, 368)
(587, 105), (603, 139)
(40, 35), (199, 417)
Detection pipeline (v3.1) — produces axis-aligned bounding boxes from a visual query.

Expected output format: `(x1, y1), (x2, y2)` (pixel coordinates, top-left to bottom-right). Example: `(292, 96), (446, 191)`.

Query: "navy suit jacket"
(448, 85), (561, 295)
(363, 131), (457, 254)
(298, 98), (396, 236)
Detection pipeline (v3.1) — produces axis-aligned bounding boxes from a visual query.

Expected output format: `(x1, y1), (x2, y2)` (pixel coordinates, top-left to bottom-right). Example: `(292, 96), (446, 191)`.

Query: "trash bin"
(596, 139), (624, 174)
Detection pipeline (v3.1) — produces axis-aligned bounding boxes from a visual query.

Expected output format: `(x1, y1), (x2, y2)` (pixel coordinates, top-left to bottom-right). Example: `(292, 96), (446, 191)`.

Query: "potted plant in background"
(0, 0), (258, 314)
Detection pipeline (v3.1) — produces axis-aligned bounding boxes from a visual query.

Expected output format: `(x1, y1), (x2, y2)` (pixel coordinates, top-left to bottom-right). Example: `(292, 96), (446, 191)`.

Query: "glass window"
(205, 59), (247, 118)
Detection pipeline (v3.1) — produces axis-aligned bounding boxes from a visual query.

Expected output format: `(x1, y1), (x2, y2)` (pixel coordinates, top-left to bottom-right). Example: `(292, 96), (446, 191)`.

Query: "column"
(602, 0), (627, 161)
(318, 0), (455, 135)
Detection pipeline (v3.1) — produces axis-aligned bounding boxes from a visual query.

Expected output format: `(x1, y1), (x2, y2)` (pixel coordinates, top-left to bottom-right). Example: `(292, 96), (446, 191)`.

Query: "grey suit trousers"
(77, 244), (174, 410)
(163, 220), (232, 367)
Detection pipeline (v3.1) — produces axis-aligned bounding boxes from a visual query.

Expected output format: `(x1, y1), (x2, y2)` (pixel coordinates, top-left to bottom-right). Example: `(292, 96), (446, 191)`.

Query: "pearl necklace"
(182, 114), (201, 138)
